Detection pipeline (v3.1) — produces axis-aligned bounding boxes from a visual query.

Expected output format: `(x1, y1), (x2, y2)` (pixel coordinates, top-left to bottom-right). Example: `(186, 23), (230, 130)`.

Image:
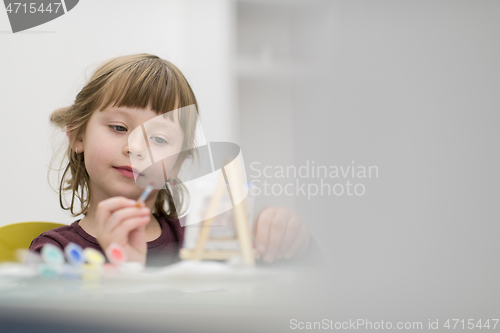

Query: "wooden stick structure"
(180, 158), (256, 265)
(192, 174), (226, 261)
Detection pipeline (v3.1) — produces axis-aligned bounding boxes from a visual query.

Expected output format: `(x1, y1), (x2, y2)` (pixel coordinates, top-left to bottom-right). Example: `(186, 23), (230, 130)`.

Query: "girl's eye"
(110, 125), (127, 132)
(151, 136), (168, 145)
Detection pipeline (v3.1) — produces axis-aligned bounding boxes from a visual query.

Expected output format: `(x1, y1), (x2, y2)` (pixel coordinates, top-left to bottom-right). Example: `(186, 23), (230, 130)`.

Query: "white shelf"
(233, 0), (331, 210)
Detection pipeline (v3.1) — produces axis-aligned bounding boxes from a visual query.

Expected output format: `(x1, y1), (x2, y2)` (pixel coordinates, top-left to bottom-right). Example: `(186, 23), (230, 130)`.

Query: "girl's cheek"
(150, 146), (176, 161)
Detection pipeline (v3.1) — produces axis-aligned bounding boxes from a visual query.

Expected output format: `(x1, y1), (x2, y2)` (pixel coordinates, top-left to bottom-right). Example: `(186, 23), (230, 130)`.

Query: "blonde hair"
(50, 53), (199, 218)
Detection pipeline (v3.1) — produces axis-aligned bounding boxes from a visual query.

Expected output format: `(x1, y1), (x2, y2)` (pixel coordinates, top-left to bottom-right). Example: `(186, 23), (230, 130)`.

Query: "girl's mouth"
(113, 166), (143, 179)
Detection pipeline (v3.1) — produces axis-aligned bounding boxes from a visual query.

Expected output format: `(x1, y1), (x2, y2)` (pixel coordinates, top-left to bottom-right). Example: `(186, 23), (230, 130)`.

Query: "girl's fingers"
(93, 197), (150, 266)
(262, 209), (291, 263)
(95, 197), (137, 226)
(284, 223), (310, 259)
(106, 206), (150, 232)
(111, 215), (150, 243)
(275, 215), (302, 259)
(254, 208), (277, 255)
(129, 226), (148, 253)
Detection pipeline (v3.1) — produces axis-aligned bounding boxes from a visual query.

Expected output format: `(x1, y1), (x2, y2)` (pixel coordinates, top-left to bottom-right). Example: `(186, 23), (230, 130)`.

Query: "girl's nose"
(128, 149), (143, 158)
(126, 139), (148, 160)
(126, 144), (147, 159)
(126, 126), (149, 160)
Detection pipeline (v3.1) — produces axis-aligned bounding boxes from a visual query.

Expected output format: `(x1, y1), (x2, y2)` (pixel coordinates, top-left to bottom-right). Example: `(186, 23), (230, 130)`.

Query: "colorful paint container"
(81, 263), (100, 280)
(83, 248), (105, 266)
(105, 243), (126, 265)
(38, 263), (59, 279)
(41, 244), (65, 267)
(64, 243), (85, 266)
(60, 264), (80, 279)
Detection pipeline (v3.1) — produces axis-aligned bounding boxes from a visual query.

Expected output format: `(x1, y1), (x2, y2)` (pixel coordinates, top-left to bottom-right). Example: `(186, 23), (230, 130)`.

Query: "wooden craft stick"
(192, 173), (226, 260)
(224, 159), (255, 265)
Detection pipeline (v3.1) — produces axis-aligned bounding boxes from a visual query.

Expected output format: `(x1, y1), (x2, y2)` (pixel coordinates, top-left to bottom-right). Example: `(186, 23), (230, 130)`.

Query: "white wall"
(0, 0), (234, 226)
(292, 0), (500, 320)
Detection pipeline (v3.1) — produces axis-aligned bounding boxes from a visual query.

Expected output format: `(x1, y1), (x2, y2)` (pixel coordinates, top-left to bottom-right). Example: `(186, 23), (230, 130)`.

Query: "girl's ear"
(68, 127), (85, 154)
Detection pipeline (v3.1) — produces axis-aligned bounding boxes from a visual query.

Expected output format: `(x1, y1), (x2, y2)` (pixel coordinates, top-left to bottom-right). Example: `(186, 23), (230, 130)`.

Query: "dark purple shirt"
(29, 215), (184, 267)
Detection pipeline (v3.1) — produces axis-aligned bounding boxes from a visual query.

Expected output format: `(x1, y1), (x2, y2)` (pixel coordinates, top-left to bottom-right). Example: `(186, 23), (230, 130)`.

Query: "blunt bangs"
(97, 58), (179, 118)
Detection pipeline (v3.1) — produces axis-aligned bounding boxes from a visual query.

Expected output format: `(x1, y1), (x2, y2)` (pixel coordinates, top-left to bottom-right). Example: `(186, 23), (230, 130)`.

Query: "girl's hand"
(254, 207), (310, 263)
(94, 197), (151, 265)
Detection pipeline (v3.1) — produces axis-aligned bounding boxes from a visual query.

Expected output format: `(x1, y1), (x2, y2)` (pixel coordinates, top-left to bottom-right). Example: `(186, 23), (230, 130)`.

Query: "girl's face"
(75, 104), (185, 201)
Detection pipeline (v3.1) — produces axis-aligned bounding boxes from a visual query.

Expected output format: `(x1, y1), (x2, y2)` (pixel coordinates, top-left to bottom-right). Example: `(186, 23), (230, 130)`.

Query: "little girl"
(30, 53), (314, 266)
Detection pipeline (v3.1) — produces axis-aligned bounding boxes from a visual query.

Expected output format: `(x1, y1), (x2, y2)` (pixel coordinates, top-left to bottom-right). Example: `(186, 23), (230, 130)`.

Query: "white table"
(0, 261), (323, 333)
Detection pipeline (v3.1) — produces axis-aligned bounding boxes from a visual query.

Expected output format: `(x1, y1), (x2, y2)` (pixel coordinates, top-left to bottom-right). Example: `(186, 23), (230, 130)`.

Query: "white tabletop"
(0, 260), (322, 332)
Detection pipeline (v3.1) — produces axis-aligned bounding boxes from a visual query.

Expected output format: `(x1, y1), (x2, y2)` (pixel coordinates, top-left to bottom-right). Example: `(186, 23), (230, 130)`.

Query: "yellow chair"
(0, 222), (66, 262)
